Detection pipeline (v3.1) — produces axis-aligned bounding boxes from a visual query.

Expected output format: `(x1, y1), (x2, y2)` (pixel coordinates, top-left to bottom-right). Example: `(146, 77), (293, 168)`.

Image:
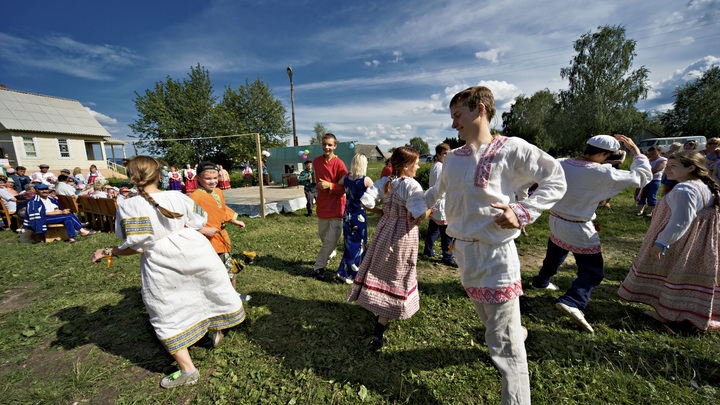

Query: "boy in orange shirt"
(190, 161), (252, 301)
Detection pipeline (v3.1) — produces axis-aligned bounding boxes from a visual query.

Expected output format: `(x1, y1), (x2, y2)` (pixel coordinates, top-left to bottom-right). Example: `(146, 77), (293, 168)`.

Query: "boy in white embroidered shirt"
(425, 86), (566, 405)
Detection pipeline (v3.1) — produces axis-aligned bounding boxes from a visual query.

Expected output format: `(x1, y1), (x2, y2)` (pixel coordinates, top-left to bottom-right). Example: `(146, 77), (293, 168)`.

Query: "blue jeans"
(532, 238), (604, 310)
(423, 220), (453, 261)
(638, 180), (661, 207)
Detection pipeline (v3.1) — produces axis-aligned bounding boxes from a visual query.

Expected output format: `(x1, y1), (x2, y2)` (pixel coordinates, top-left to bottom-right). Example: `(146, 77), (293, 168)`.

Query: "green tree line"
(130, 64), (290, 167)
(502, 25), (718, 155)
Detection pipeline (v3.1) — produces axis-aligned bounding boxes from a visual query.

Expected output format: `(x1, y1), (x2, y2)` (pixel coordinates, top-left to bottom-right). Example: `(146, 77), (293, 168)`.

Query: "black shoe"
(370, 321), (386, 351)
(441, 258), (458, 268)
(305, 212), (312, 217)
(314, 268), (325, 281)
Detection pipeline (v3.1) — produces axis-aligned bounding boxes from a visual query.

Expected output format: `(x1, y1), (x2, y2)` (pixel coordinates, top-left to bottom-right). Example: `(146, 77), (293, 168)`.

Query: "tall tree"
(219, 77), (291, 162)
(502, 89), (559, 151)
(405, 137), (430, 155)
(661, 66), (720, 138)
(310, 122), (328, 145)
(441, 136), (466, 149)
(130, 64), (222, 165)
(559, 25), (650, 151)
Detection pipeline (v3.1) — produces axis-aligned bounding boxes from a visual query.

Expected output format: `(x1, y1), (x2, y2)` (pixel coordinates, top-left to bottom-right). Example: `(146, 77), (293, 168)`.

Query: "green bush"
(414, 163), (432, 189)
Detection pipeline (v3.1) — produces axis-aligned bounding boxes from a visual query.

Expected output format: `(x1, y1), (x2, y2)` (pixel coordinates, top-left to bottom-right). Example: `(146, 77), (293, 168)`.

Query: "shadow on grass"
(417, 279), (467, 300)
(50, 287), (175, 373)
(243, 291), (486, 404)
(519, 292), (720, 387)
(254, 254), (317, 277)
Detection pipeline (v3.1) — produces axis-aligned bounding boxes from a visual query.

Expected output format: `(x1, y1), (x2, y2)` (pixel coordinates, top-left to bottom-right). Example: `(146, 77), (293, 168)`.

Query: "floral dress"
(336, 175), (369, 281)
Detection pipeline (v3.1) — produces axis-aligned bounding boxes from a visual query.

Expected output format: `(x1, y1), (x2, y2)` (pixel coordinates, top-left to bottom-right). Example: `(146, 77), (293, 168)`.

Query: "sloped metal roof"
(0, 88), (110, 137)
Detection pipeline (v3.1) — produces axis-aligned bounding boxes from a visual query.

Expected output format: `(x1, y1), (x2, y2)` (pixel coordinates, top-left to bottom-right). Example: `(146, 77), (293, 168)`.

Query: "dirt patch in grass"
(0, 283), (39, 314)
(16, 338), (158, 403)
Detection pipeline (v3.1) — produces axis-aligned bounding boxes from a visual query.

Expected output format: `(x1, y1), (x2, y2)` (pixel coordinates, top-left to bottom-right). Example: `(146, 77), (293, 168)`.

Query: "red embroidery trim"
(550, 233), (602, 254)
(465, 279), (523, 303)
(474, 136), (509, 188)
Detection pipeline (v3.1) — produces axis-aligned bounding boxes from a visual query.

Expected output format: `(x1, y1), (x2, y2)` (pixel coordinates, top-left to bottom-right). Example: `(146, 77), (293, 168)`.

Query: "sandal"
(80, 230), (97, 236)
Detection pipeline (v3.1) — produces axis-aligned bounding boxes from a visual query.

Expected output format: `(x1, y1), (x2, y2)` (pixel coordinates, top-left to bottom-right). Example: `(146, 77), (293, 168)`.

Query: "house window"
(58, 139), (70, 158)
(23, 137), (37, 157)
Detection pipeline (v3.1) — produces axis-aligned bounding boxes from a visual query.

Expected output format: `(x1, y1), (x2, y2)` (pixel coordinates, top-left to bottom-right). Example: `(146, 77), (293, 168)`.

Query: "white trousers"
(314, 218), (342, 270)
(472, 299), (531, 405)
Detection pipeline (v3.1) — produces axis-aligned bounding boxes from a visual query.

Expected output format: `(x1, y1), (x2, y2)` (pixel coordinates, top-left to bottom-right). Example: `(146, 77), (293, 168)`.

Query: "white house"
(0, 85), (126, 176)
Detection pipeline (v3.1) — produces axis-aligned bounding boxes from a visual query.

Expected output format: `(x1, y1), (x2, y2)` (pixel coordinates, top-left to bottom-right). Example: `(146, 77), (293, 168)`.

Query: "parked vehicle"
(637, 136), (706, 153)
(420, 154), (435, 163)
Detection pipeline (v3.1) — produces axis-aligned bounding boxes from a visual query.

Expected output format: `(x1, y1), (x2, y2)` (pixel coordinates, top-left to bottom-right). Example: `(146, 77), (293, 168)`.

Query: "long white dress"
(116, 191), (245, 354)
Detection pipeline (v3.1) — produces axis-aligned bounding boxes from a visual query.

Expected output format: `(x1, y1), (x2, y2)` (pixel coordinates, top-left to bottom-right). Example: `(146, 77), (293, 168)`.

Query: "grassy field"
(0, 161), (718, 404)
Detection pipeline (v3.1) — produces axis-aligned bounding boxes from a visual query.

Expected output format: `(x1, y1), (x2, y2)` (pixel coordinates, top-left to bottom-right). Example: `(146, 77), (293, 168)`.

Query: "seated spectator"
(31, 164), (56, 185)
(22, 184), (95, 243)
(78, 184), (95, 197)
(55, 174), (77, 197)
(0, 178), (17, 213)
(105, 186), (118, 199)
(72, 167), (86, 191)
(86, 164), (104, 185)
(3, 178), (18, 197)
(91, 181), (108, 199)
(7, 167), (28, 194)
(116, 187), (132, 205)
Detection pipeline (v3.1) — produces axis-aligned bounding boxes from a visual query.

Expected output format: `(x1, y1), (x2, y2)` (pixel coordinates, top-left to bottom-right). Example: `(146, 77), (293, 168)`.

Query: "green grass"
(0, 164), (718, 404)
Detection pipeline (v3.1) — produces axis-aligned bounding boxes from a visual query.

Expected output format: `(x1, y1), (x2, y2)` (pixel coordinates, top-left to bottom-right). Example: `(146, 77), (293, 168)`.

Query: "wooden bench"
(0, 199), (19, 231)
(97, 198), (118, 233)
(45, 224), (69, 242)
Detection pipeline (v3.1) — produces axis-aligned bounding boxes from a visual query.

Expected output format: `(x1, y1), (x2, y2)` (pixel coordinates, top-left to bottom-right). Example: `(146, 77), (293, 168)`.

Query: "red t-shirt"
(381, 165), (392, 178)
(312, 155), (348, 219)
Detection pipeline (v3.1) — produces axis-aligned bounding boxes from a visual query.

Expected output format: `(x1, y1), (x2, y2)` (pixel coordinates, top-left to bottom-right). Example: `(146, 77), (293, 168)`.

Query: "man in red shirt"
(312, 133), (348, 280)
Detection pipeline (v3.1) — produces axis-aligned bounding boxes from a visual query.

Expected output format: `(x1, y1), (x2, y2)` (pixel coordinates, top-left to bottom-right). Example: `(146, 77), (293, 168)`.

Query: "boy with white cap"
(531, 134), (652, 333)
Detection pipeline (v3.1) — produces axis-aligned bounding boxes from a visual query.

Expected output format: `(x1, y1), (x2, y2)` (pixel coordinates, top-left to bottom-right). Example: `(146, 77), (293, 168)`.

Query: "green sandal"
(160, 369), (200, 389)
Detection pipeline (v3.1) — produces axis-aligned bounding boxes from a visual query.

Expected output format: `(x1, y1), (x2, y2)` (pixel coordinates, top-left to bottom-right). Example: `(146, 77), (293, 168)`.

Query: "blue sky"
(1, 0), (718, 153)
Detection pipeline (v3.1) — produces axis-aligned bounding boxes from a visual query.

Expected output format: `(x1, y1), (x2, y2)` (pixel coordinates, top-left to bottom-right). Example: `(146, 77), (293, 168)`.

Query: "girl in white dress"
(91, 156), (245, 388)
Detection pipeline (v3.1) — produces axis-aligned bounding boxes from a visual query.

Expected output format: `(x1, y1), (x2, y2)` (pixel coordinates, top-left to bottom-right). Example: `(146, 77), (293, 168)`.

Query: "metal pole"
(287, 66), (298, 147)
(255, 133), (266, 218)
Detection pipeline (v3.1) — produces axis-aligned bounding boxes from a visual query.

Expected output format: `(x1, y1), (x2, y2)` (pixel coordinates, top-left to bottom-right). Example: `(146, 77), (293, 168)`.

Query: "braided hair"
(668, 151), (720, 208)
(125, 156), (183, 218)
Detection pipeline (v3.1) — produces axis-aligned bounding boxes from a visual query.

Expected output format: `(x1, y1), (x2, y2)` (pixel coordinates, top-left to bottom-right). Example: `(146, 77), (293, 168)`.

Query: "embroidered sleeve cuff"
(654, 241), (668, 255)
(509, 203), (531, 227)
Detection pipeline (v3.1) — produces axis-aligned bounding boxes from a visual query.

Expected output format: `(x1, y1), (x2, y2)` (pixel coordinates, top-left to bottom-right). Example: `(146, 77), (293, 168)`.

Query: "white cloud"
(475, 48), (503, 63)
(390, 50), (403, 64)
(639, 55), (719, 110)
(365, 60), (380, 67)
(377, 139), (391, 146)
(85, 107), (118, 125)
(0, 33), (139, 81)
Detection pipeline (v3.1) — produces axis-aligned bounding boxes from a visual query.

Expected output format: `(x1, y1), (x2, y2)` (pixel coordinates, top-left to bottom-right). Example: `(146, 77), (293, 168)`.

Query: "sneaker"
(532, 282), (559, 291)
(160, 369), (200, 389)
(555, 302), (594, 333)
(334, 274), (354, 284)
(314, 268), (325, 281)
(239, 293), (252, 302)
(209, 330), (225, 347)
